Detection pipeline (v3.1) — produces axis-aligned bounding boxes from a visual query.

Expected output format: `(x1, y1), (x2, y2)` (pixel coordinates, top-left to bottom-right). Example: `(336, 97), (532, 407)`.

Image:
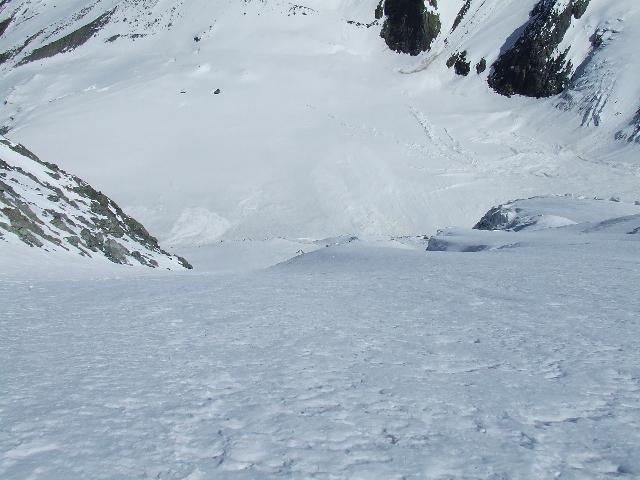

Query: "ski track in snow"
(1, 242), (639, 479)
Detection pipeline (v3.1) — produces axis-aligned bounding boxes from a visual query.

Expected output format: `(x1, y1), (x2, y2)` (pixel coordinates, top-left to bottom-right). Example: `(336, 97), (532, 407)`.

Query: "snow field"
(2, 226), (640, 478)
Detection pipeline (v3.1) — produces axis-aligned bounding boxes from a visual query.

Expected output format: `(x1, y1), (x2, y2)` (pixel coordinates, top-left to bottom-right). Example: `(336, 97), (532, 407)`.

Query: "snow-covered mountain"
(3, 192), (640, 479)
(3, 4), (640, 478)
(0, 135), (191, 269)
(0, 0), (639, 248)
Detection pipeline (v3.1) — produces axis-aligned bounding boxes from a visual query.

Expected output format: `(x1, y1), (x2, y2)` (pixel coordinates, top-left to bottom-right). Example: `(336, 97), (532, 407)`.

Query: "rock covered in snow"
(473, 195), (640, 232)
(0, 137), (191, 269)
(616, 108), (640, 144)
(427, 195), (640, 252)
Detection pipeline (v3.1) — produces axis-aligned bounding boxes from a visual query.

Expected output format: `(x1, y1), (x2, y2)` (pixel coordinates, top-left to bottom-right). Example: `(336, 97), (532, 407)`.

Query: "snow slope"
(2, 3), (640, 477)
(0, 0), (639, 246)
(2, 196), (640, 479)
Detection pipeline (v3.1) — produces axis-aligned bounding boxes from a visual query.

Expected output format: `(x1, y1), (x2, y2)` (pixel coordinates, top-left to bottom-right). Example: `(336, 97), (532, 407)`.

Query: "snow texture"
(1, 1), (640, 477)
(2, 196), (640, 479)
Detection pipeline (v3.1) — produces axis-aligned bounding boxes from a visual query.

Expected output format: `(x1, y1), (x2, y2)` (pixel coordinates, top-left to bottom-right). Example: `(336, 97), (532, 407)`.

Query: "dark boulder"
(474, 206), (517, 231)
(446, 51), (471, 77)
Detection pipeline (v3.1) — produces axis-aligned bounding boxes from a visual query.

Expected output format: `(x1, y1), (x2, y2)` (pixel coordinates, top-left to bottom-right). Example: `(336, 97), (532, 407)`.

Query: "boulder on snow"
(474, 195), (640, 232)
(447, 51), (471, 76)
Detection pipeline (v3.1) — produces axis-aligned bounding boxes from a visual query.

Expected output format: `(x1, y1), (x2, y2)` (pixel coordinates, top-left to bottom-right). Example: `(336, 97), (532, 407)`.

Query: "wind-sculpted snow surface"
(0, 137), (191, 269)
(2, 199), (640, 478)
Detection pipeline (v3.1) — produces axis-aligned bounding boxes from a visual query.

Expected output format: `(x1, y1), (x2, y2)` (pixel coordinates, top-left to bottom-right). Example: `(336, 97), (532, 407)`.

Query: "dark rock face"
(19, 10), (113, 65)
(454, 52), (470, 76)
(0, 15), (11, 37)
(0, 31), (40, 65)
(451, 0), (471, 33)
(615, 108), (640, 144)
(446, 51), (470, 76)
(474, 206), (519, 231)
(488, 0), (591, 98)
(628, 111), (640, 143)
(475, 58), (486, 74)
(380, 0), (441, 56)
(0, 138), (192, 269)
(474, 203), (539, 232)
(474, 204), (541, 232)
(375, 1), (384, 20)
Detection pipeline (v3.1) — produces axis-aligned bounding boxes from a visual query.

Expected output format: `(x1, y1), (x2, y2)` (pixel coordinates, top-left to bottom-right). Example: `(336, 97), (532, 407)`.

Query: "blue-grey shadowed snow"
(2, 196), (640, 479)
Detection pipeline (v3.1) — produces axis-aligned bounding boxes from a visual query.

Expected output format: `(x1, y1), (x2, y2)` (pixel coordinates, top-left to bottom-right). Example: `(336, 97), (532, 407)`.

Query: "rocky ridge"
(0, 136), (191, 269)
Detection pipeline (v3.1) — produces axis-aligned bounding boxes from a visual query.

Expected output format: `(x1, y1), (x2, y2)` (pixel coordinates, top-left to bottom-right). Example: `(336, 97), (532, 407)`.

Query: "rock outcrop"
(0, 137), (191, 269)
(0, 15), (12, 37)
(446, 50), (471, 76)
(488, 0), (591, 98)
(380, 0), (441, 56)
(615, 108), (640, 144)
(451, 0), (472, 33)
(19, 10), (113, 65)
(473, 195), (640, 232)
